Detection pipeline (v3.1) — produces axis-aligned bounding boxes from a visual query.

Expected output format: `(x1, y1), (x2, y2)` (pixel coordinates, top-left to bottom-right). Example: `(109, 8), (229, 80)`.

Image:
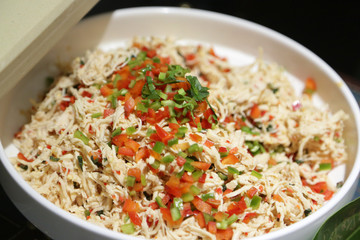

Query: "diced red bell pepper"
(124, 96), (135, 117)
(128, 211), (142, 226)
(176, 156), (187, 166)
(123, 199), (140, 213)
(146, 49), (157, 58)
(81, 91), (93, 98)
(124, 139), (140, 153)
(181, 172), (195, 183)
(112, 134), (128, 147)
(129, 80), (146, 98)
(17, 152), (34, 162)
(195, 212), (206, 228)
(190, 133), (202, 143)
(206, 198), (221, 209)
(324, 190), (334, 201)
(160, 207), (183, 228)
(100, 85), (113, 97)
(133, 182), (144, 192)
(118, 146), (135, 156)
(190, 162), (211, 171)
(204, 140), (214, 148)
(128, 168), (141, 182)
(310, 182), (328, 194)
(135, 147), (149, 162)
(182, 203), (194, 218)
(246, 187), (258, 199)
(305, 77), (317, 93)
(198, 173), (207, 183)
(221, 154), (240, 165)
(243, 212), (257, 224)
(215, 228), (233, 240)
(227, 197), (247, 215)
(207, 221), (217, 234)
(250, 103), (261, 119)
(103, 108), (115, 118)
(192, 196), (212, 215)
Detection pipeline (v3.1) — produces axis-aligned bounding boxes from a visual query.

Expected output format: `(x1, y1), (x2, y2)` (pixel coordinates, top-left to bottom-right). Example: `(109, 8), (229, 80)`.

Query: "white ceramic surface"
(0, 7), (359, 240)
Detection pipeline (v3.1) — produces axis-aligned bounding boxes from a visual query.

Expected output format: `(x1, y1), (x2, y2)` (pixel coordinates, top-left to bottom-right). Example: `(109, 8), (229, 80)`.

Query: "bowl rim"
(1, 6), (360, 240)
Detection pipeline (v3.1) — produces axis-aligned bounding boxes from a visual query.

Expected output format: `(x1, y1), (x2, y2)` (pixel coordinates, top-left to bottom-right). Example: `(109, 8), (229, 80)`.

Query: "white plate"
(0, 7), (359, 240)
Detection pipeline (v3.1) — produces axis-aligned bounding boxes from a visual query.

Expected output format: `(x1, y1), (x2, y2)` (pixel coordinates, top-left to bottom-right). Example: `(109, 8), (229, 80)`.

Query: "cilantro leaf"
(142, 76), (160, 100)
(186, 76), (209, 101)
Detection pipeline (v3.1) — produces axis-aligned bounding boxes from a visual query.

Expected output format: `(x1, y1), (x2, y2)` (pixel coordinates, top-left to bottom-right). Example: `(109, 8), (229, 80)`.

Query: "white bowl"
(0, 7), (359, 240)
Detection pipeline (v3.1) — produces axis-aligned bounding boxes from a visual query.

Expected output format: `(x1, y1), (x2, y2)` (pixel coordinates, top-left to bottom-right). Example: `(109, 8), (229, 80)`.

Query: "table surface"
(0, 72), (359, 240)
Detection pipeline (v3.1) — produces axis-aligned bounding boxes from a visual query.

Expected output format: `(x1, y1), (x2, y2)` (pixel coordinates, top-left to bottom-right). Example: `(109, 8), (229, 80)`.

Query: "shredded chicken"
(12, 37), (347, 239)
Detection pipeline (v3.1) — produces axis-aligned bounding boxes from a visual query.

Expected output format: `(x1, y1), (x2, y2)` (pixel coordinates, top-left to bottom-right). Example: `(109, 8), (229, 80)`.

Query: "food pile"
(13, 37), (347, 239)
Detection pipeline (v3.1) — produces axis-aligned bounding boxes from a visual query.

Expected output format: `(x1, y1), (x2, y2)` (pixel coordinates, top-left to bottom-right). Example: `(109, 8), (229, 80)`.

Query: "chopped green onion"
(129, 80), (136, 88)
(151, 160), (161, 169)
(161, 100), (175, 107)
(176, 168), (185, 178)
(175, 126), (188, 139)
(152, 57), (160, 63)
(146, 128), (156, 137)
(184, 162), (195, 172)
(227, 214), (238, 225)
(113, 74), (121, 87)
(190, 185), (201, 195)
(150, 101), (161, 111)
(188, 143), (202, 154)
(181, 192), (194, 202)
(153, 141), (165, 154)
(178, 88), (186, 96)
(84, 209), (90, 219)
(168, 138), (178, 147)
(121, 223), (135, 234)
(164, 84), (172, 93)
(74, 130), (89, 145)
(126, 126), (136, 135)
(158, 91), (168, 100)
(217, 172), (228, 181)
(170, 203), (181, 221)
(136, 102), (148, 113)
(155, 196), (166, 208)
(158, 72), (166, 80)
(126, 176), (136, 187)
(161, 154), (175, 164)
(314, 136), (320, 141)
(111, 127), (122, 137)
(201, 193), (215, 201)
(203, 213), (214, 224)
(228, 166), (240, 175)
(319, 163), (332, 171)
(77, 156), (83, 171)
(216, 220), (228, 229)
(178, 151), (187, 158)
(220, 151), (229, 158)
(91, 112), (102, 118)
(141, 174), (147, 186)
(192, 170), (203, 181)
(241, 126), (260, 135)
(173, 197), (183, 210)
(251, 170), (262, 179)
(119, 88), (128, 96)
(250, 195), (262, 209)
(50, 156), (60, 162)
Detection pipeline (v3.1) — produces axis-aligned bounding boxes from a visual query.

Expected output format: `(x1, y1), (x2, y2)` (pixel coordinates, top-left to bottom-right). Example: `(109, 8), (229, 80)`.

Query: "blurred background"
(1, 1), (359, 239)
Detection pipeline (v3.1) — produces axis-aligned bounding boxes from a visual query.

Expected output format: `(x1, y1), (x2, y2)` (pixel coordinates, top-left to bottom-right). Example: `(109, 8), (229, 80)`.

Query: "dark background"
(1, 1), (359, 239)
